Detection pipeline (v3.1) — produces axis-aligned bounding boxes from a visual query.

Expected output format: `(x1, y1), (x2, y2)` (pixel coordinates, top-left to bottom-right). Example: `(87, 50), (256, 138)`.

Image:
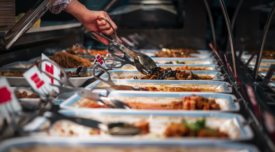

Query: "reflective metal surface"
(1, 0), (56, 50)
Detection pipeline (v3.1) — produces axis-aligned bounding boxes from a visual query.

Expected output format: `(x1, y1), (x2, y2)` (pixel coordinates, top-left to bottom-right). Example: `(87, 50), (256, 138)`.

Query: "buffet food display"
(0, 46), (269, 152)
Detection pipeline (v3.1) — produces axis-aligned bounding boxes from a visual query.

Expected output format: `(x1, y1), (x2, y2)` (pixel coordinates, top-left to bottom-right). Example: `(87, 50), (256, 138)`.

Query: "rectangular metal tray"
(145, 53), (213, 59)
(24, 110), (253, 141)
(102, 70), (224, 81)
(61, 92), (239, 112)
(0, 137), (259, 152)
(268, 83), (275, 92)
(85, 80), (232, 94)
(2, 61), (35, 68)
(140, 49), (212, 54)
(118, 64), (221, 71)
(259, 72), (275, 81)
(152, 58), (217, 65)
(10, 87), (41, 108)
(0, 68), (99, 87)
(243, 59), (275, 66)
(248, 65), (269, 72)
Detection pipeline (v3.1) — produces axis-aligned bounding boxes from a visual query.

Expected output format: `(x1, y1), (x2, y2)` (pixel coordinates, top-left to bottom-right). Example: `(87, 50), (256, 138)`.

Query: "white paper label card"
(23, 66), (53, 97)
(41, 53), (60, 92)
(0, 78), (22, 117)
(96, 54), (107, 68)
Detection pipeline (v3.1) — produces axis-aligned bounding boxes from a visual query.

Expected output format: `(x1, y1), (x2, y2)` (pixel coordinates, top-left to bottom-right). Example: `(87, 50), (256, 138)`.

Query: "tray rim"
(26, 109), (253, 141)
(60, 92), (240, 112)
(102, 70), (225, 81)
(85, 80), (233, 93)
(0, 136), (259, 152)
(118, 64), (221, 71)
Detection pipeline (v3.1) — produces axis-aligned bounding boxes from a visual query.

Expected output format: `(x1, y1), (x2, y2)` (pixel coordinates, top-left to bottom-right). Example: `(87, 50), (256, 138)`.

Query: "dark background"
(11, 0), (275, 52)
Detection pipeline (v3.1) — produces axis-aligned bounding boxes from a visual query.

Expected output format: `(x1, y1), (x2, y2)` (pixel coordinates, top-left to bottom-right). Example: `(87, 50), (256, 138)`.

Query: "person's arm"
(50, 0), (118, 45)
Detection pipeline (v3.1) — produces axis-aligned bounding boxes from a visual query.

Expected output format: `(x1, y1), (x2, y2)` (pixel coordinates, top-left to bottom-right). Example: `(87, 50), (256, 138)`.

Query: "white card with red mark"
(41, 53), (60, 92)
(23, 66), (54, 97)
(96, 54), (107, 68)
(0, 78), (22, 117)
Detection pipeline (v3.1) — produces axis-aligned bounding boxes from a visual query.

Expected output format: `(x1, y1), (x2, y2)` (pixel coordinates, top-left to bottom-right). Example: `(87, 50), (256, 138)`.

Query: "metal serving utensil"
(105, 45), (148, 75)
(37, 59), (131, 109)
(89, 18), (157, 74)
(12, 105), (139, 136)
(92, 64), (148, 91)
(69, 66), (88, 77)
(72, 44), (95, 58)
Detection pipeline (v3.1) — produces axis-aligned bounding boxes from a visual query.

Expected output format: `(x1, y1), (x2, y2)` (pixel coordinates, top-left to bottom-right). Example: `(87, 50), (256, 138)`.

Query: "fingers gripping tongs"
(89, 18), (157, 75)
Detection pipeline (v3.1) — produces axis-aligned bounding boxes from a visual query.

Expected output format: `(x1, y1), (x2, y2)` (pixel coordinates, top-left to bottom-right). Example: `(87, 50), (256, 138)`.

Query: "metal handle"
(245, 52), (257, 67)
(38, 59), (75, 87)
(89, 18), (118, 43)
(1, 0), (56, 50)
(108, 99), (132, 109)
(90, 31), (113, 43)
(93, 64), (116, 87)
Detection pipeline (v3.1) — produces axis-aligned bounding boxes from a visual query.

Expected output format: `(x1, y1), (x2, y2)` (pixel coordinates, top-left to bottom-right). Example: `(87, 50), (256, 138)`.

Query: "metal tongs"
(37, 59), (131, 109)
(89, 18), (157, 75)
(92, 64), (148, 94)
(71, 43), (95, 59)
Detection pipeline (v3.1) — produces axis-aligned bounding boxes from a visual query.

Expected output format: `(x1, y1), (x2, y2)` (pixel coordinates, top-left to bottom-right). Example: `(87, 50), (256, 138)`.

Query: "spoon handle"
(93, 63), (116, 87)
(119, 45), (138, 60)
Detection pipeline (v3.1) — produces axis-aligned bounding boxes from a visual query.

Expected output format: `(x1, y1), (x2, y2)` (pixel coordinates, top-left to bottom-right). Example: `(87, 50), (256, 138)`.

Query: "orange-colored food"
(155, 49), (198, 58)
(49, 52), (92, 68)
(79, 95), (220, 110)
(247, 50), (275, 59)
(164, 122), (228, 138)
(16, 91), (39, 98)
(88, 49), (123, 57)
(175, 65), (211, 71)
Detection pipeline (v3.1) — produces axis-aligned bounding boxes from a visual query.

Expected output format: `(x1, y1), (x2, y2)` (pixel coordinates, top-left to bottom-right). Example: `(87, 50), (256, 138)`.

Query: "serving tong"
(89, 18), (157, 75)
(37, 59), (131, 109)
(8, 59), (142, 136)
(91, 64), (148, 94)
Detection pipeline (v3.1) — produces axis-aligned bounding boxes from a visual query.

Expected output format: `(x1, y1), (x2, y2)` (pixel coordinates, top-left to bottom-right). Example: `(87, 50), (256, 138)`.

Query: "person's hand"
(65, 0), (120, 45)
(82, 11), (120, 45)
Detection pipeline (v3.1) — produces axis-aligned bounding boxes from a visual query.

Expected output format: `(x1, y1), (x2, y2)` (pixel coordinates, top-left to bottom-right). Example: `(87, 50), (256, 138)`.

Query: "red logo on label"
(0, 86), (12, 104)
(46, 64), (54, 83)
(31, 73), (45, 89)
(96, 55), (104, 65)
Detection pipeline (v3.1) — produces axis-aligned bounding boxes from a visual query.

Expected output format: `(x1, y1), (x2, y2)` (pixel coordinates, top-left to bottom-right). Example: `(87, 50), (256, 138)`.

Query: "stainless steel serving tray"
(140, 49), (212, 55)
(243, 59), (275, 66)
(248, 65), (270, 72)
(102, 70), (224, 81)
(118, 64), (221, 71)
(152, 58), (217, 65)
(0, 137), (259, 152)
(0, 68), (99, 87)
(2, 61), (35, 68)
(61, 92), (239, 112)
(23, 110), (253, 141)
(85, 80), (232, 94)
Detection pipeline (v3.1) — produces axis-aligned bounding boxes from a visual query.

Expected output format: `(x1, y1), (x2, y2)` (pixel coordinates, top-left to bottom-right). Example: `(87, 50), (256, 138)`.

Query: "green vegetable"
(176, 60), (180, 64)
(182, 118), (206, 131)
(160, 104), (167, 107)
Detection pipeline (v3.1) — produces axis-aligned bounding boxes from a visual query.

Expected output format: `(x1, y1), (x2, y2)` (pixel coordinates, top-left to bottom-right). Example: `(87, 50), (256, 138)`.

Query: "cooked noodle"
(50, 52), (92, 68)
